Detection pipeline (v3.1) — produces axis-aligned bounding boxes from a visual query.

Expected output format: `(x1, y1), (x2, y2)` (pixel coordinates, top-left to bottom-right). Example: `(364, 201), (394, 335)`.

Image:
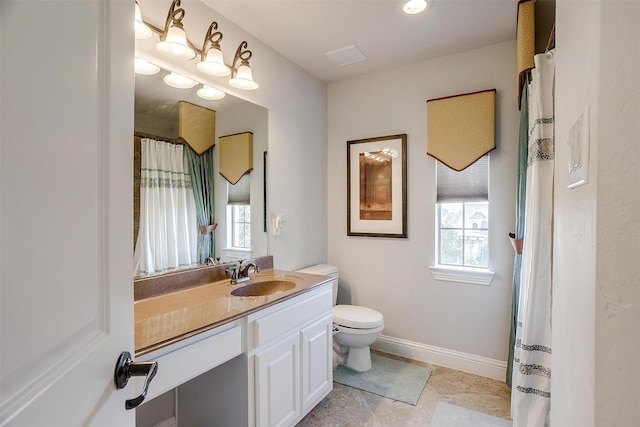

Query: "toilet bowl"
(295, 264), (384, 372)
(333, 304), (384, 371)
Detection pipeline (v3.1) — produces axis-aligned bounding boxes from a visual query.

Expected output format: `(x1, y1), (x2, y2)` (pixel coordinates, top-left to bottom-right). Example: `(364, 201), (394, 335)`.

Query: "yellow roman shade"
(178, 101), (216, 154)
(219, 132), (253, 184)
(517, 0), (535, 105)
(427, 89), (496, 172)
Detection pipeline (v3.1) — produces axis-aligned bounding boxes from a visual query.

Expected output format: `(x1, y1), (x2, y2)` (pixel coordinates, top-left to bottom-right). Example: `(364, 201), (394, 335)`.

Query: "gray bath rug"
(333, 353), (431, 405)
(430, 402), (513, 427)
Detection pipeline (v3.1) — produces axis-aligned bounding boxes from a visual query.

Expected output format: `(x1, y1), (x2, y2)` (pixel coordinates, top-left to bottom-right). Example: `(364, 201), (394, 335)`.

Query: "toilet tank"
(295, 264), (338, 306)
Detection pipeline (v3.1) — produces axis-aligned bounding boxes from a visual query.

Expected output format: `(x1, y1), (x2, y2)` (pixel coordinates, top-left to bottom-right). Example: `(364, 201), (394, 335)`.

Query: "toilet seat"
(333, 305), (384, 329)
(333, 322), (384, 335)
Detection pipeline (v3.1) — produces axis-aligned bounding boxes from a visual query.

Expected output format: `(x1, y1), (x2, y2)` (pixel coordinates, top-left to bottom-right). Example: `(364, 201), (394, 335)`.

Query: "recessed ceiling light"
(403, 0), (434, 15)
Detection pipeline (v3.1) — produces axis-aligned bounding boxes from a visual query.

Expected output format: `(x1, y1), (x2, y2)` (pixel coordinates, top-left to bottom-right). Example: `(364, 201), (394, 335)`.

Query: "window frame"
(437, 201), (490, 269)
(227, 204), (251, 250)
(430, 157), (494, 285)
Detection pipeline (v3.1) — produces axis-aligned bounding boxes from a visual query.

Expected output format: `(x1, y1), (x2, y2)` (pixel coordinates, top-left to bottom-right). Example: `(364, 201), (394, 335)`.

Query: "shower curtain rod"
(545, 22), (556, 53)
(134, 131), (185, 145)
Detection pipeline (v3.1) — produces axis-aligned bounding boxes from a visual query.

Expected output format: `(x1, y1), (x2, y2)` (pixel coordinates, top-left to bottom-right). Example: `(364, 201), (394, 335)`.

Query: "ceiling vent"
(325, 45), (368, 66)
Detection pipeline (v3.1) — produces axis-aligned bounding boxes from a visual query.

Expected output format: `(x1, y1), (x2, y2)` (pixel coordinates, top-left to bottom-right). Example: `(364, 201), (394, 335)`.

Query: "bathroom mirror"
(134, 66), (268, 278)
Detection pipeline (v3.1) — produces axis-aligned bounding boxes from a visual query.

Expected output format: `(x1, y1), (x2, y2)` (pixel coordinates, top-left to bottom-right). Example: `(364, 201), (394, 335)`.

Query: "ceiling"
(200, 0), (519, 82)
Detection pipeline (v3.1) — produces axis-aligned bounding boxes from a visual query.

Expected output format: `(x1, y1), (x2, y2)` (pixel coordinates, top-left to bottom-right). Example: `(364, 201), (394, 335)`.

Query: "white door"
(1, 1), (136, 425)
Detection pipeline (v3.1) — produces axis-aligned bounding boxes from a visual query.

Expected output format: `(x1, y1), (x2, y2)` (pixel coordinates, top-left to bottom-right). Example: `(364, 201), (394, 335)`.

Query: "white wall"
(136, 0), (328, 271)
(553, 1), (640, 425)
(327, 41), (519, 363)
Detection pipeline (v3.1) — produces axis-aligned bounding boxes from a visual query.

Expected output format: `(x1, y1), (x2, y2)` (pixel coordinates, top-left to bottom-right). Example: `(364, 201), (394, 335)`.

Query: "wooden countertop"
(134, 269), (331, 356)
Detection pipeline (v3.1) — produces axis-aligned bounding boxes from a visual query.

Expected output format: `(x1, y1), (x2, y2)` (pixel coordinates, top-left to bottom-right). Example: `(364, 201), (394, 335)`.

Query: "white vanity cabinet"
(247, 282), (333, 427)
(300, 313), (333, 410)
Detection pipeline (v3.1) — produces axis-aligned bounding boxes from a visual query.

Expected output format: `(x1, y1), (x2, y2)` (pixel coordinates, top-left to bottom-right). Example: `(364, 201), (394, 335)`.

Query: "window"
(438, 202), (488, 268)
(226, 174), (251, 251)
(431, 155), (493, 284)
(229, 205), (251, 249)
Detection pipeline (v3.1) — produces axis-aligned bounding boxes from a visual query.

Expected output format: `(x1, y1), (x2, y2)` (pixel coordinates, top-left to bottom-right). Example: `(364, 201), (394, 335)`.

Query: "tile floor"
(297, 350), (512, 426)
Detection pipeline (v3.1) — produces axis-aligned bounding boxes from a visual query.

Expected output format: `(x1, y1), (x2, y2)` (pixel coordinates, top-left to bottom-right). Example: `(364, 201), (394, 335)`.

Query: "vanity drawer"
(249, 284), (332, 349)
(138, 322), (242, 403)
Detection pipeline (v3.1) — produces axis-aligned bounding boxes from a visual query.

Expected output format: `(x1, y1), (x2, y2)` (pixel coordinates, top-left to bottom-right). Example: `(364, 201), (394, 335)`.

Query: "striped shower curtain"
(511, 50), (555, 426)
(133, 138), (198, 276)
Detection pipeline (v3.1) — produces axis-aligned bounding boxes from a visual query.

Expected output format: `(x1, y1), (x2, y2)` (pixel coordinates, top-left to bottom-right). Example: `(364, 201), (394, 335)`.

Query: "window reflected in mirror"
(133, 65), (268, 277)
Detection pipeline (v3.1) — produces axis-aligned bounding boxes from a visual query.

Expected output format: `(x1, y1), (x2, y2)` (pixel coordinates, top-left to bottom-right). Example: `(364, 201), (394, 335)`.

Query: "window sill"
(429, 265), (495, 286)
(222, 247), (253, 261)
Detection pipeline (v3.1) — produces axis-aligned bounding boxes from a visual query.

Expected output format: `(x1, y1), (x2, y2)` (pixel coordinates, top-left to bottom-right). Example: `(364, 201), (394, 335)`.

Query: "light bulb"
(134, 58), (160, 75)
(403, 0), (428, 14)
(134, 3), (152, 39)
(156, 26), (196, 59)
(163, 72), (197, 89)
(197, 48), (231, 77)
(229, 64), (259, 90)
(197, 85), (226, 100)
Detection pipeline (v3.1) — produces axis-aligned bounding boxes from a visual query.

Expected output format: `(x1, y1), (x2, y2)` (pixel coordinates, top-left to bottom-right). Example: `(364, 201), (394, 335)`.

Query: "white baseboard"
(371, 335), (508, 382)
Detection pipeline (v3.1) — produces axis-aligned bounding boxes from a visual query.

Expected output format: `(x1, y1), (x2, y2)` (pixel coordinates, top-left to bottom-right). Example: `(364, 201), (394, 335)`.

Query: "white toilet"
(296, 264), (384, 372)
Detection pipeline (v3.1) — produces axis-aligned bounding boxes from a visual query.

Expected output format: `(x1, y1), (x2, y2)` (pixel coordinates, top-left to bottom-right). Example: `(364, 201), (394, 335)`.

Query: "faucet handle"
(225, 264), (239, 280)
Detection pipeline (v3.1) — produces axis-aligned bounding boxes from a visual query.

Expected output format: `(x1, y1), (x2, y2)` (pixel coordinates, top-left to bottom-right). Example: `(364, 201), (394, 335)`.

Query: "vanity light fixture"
(136, 0), (259, 89)
(155, 0), (196, 59)
(229, 41), (259, 90)
(135, 1), (152, 39)
(163, 71), (197, 89)
(403, 0), (431, 14)
(137, 61), (227, 101)
(196, 22), (231, 77)
(134, 58), (160, 75)
(197, 84), (226, 101)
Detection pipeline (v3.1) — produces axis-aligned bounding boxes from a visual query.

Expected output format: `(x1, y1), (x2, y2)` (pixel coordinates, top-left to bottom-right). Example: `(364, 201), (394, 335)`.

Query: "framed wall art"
(347, 134), (407, 238)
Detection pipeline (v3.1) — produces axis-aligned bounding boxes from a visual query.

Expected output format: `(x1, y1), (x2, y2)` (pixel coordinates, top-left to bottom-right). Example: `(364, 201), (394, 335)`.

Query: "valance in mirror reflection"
(134, 65), (268, 278)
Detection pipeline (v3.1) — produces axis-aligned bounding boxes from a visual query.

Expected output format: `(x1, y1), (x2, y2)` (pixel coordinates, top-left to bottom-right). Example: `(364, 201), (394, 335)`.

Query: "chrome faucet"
(226, 261), (260, 285)
(239, 261), (259, 279)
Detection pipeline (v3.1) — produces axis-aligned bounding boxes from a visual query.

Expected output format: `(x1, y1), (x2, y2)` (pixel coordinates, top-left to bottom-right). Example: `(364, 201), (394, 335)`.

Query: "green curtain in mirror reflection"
(186, 146), (216, 263)
(507, 74), (529, 387)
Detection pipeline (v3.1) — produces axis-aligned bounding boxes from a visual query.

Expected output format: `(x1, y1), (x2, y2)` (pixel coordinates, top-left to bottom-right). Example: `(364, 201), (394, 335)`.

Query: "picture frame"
(347, 134), (407, 238)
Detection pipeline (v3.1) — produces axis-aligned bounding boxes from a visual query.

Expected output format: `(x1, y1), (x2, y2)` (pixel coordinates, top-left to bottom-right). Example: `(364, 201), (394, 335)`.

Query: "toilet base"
(333, 340), (349, 355)
(345, 346), (372, 372)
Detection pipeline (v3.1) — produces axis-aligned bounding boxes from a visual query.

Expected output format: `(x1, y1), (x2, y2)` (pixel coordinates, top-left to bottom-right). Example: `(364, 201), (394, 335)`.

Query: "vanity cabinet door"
(301, 314), (333, 412)
(254, 333), (301, 427)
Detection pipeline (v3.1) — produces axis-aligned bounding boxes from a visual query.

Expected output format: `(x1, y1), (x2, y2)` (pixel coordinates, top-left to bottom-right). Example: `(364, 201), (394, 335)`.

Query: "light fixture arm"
(232, 41), (253, 73)
(153, 0), (200, 54)
(160, 0), (185, 40)
(200, 22), (224, 61)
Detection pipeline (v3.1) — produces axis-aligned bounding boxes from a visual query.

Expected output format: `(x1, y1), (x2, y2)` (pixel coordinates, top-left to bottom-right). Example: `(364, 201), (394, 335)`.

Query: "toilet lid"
(333, 305), (384, 329)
